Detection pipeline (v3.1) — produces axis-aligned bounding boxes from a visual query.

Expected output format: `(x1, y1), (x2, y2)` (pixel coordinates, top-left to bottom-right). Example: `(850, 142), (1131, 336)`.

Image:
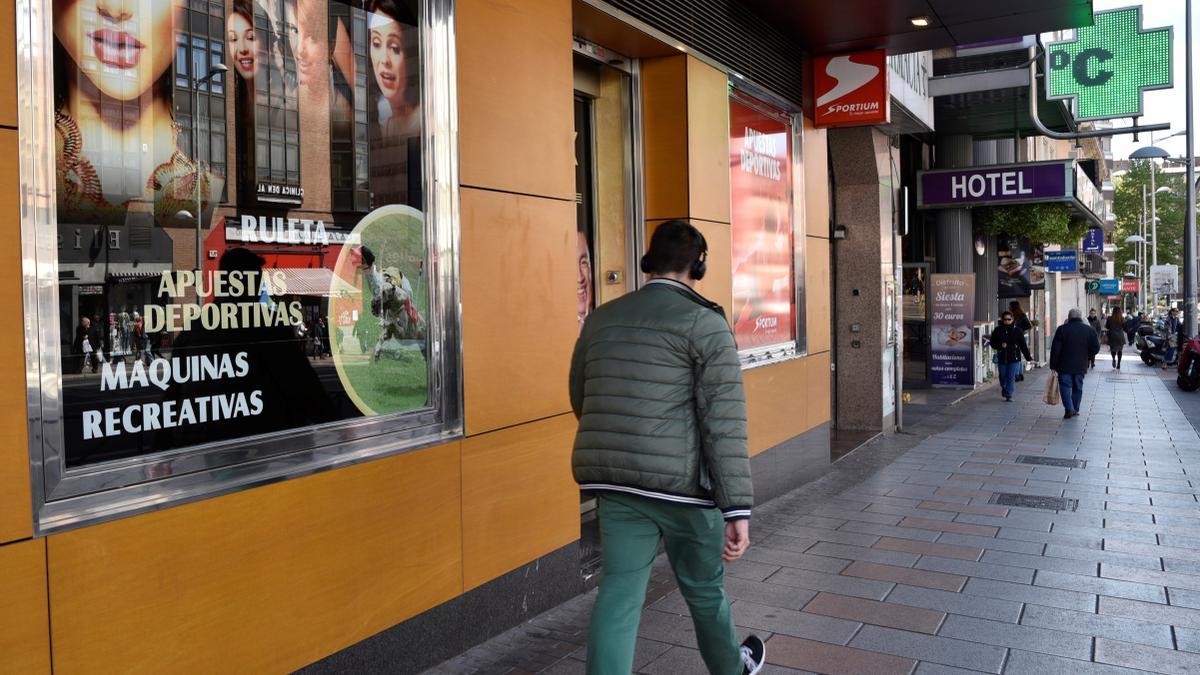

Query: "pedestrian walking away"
(1106, 307), (1127, 369)
(1164, 307), (1184, 369)
(569, 219), (765, 675)
(1050, 308), (1100, 419)
(989, 311), (1032, 401)
(1087, 308), (1102, 369)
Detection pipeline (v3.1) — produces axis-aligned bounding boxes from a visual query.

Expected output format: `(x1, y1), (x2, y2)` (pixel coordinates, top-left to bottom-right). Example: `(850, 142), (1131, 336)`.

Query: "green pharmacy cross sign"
(1046, 6), (1172, 122)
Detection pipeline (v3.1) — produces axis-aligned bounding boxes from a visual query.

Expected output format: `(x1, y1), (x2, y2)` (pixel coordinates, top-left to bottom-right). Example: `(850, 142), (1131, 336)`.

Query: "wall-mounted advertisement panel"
(930, 274), (975, 387)
(729, 91), (801, 357)
(32, 0), (459, 527)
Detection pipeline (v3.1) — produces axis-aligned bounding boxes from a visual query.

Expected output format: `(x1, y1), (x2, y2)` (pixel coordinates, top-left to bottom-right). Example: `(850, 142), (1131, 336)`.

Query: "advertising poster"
(998, 239), (1033, 298)
(1046, 250), (1078, 273)
(930, 274), (975, 387)
(812, 49), (890, 128)
(729, 94), (796, 350)
(53, 0), (429, 468)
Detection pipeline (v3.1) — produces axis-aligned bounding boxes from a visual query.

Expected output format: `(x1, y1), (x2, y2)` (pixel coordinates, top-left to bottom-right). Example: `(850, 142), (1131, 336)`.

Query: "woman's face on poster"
(227, 11), (257, 80)
(577, 231), (593, 324)
(53, 0), (182, 101)
(369, 11), (408, 109)
(284, 0), (324, 88)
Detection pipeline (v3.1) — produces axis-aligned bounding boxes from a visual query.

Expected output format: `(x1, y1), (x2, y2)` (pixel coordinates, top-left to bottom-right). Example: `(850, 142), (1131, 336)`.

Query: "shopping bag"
(1043, 372), (1060, 406)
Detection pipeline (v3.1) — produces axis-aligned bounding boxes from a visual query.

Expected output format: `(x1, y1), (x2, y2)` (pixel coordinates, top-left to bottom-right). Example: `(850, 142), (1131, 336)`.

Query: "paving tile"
(962, 577), (1095, 612)
(766, 566), (895, 601)
(995, 526), (1100, 549)
(937, 614), (1091, 660)
(979, 547), (1099, 571)
(789, 516), (848, 530)
(764, 634), (917, 675)
(950, 473), (1024, 485)
(807, 542), (921, 567)
(839, 521), (942, 542)
(1168, 587), (1200, 610)
(934, 533), (1045, 555)
(1095, 637), (1200, 674)
(802, 592), (944, 634)
(742, 546), (852, 574)
(810, 506), (903, 526)
(1099, 596), (1200, 629)
(847, 625), (1007, 674)
(770, 528), (880, 548)
(1002, 650), (1149, 675)
(898, 516), (998, 537)
(636, 609), (701, 649)
(884, 585), (1022, 623)
(638, 644), (815, 675)
(1176, 627), (1200, 654)
(840, 560), (966, 592)
(1106, 538), (1200, 563)
(913, 664), (989, 675)
(1034, 569), (1167, 604)
(1019, 604), (1174, 649)
(934, 486), (995, 500)
(916, 500), (1009, 517)
(873, 537), (983, 561)
(1102, 563), (1200, 592)
(913, 555), (1034, 584)
(955, 513), (1053, 531)
(730, 600), (861, 645)
(726, 558), (782, 582)
(1043, 544), (1163, 570)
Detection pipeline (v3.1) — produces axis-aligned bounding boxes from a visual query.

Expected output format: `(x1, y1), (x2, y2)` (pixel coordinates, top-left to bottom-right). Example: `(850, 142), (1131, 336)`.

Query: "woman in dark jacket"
(1087, 309), (1103, 368)
(990, 311), (1033, 401)
(1105, 307), (1127, 369)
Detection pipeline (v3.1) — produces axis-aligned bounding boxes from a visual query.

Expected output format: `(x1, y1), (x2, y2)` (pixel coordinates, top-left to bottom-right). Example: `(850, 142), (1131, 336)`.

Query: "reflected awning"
(268, 268), (359, 298)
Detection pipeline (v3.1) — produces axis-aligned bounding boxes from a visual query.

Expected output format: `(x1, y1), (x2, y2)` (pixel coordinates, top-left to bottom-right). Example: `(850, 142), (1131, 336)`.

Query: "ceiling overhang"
(739, 1), (1094, 55)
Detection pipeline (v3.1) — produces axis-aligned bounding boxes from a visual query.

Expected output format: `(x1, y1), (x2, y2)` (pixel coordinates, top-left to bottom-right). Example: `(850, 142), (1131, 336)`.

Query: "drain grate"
(1016, 455), (1087, 469)
(989, 493), (1079, 511)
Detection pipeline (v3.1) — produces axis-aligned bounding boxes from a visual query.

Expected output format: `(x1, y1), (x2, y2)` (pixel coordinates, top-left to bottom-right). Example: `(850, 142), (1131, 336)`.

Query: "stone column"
(936, 135), (974, 274)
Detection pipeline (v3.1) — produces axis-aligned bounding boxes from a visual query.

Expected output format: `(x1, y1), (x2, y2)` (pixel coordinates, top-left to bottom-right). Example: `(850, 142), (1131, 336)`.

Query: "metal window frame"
(18, 0), (463, 534)
(728, 83), (809, 369)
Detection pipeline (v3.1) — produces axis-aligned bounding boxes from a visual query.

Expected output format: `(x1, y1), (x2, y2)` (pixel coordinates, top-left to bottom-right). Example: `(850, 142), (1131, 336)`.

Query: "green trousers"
(586, 492), (741, 675)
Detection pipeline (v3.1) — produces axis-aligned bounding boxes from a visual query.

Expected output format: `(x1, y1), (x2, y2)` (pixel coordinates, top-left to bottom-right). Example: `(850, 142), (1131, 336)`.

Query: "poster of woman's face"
(227, 7), (258, 80)
(283, 0), (328, 99)
(53, 0), (183, 101)
(367, 1), (418, 136)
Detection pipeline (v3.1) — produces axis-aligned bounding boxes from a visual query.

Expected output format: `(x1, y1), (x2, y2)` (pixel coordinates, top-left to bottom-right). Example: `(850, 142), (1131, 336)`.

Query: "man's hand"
(723, 519), (750, 562)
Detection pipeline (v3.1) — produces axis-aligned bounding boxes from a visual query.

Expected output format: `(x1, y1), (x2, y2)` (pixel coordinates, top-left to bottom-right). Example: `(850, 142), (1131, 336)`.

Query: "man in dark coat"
(1050, 308), (1101, 419)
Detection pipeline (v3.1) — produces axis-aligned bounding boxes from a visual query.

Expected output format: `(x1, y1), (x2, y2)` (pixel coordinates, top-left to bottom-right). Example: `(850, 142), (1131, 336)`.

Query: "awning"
(59, 263), (172, 285)
(268, 268), (359, 298)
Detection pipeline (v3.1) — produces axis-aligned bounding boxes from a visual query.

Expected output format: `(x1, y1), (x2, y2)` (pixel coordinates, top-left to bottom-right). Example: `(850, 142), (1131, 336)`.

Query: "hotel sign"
(917, 161), (1072, 209)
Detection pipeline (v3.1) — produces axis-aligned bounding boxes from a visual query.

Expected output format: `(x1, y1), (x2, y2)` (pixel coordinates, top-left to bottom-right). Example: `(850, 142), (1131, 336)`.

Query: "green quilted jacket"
(569, 278), (752, 521)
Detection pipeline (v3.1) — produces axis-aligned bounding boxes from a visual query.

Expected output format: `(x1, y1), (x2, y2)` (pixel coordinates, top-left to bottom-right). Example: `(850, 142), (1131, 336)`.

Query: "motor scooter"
(1136, 321), (1169, 367)
(1179, 336), (1200, 392)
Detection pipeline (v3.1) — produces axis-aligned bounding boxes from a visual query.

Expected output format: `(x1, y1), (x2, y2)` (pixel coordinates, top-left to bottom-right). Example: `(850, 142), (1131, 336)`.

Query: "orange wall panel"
(745, 352), (831, 456)
(0, 539), (50, 674)
(641, 55), (689, 220)
(457, 0), (573, 200)
(0, 4), (13, 128)
(686, 57), (730, 225)
(0, 131), (29, 544)
(461, 414), (578, 590)
(48, 443), (463, 674)
(806, 237), (831, 355)
(460, 187), (576, 435)
(802, 117), (830, 239)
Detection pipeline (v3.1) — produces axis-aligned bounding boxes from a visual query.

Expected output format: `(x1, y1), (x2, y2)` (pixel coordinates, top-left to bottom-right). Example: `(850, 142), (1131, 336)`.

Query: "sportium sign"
(813, 49), (890, 127)
(1046, 6), (1172, 121)
(917, 161), (1072, 209)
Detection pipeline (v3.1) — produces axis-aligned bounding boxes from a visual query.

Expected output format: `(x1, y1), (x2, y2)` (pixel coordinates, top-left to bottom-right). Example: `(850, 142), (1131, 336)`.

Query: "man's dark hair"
(640, 220), (706, 277)
(1001, 311), (1013, 319)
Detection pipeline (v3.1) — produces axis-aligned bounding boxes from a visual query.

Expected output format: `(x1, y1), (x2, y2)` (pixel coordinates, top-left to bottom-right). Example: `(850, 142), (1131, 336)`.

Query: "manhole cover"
(1016, 455), (1087, 469)
(1106, 377), (1137, 383)
(989, 493), (1079, 511)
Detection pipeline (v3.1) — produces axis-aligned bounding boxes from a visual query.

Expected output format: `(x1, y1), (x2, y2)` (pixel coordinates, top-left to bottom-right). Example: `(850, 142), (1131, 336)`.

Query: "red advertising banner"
(730, 94), (796, 350)
(813, 49), (890, 127)
(1122, 279), (1140, 294)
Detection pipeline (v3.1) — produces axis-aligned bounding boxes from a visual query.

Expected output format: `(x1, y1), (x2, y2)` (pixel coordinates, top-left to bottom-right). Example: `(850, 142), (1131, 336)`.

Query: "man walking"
(1050, 308), (1100, 419)
(570, 220), (765, 675)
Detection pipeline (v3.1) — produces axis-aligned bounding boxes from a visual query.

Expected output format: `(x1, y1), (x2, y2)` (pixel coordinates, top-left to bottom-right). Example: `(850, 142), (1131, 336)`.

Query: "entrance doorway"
(573, 40), (640, 580)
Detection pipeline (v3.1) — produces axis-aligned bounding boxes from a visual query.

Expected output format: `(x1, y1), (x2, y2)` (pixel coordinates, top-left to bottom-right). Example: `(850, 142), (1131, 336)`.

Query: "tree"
(1114, 159), (1186, 276)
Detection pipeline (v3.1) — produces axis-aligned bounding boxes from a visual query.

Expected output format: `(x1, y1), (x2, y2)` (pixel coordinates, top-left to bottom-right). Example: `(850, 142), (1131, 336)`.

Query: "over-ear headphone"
(690, 230), (708, 281)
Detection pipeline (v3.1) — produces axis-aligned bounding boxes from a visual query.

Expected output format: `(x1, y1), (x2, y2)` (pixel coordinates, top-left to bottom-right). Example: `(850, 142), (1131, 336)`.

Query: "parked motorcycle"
(1136, 321), (1169, 367)
(1179, 336), (1200, 392)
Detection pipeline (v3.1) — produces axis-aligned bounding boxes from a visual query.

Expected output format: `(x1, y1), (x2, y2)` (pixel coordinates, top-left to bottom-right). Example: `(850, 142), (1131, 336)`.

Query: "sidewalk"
(427, 360), (1200, 674)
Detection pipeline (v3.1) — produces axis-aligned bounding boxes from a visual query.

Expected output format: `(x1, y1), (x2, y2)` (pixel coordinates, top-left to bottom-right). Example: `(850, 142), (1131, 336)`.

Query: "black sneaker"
(740, 635), (765, 675)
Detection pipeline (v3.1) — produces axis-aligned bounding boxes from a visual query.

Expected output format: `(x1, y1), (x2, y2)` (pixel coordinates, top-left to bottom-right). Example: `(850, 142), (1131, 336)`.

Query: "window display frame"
(18, 0), (463, 533)
(727, 82), (808, 369)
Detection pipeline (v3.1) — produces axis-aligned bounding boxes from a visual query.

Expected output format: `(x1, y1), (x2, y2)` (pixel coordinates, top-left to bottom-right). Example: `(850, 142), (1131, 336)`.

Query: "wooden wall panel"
(0, 3), (13, 128)
(461, 188), (576, 435)
(457, 0), (573, 200)
(745, 352), (831, 456)
(686, 57), (730, 225)
(462, 414), (578, 590)
(0, 539), (50, 674)
(802, 117), (830, 239)
(48, 443), (463, 674)
(640, 55), (689, 220)
(806, 237), (831, 355)
(0, 131), (29, 544)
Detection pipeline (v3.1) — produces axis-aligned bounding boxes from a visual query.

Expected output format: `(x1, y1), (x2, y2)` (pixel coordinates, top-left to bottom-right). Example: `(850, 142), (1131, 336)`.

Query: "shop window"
(23, 0), (460, 531)
(728, 87), (807, 366)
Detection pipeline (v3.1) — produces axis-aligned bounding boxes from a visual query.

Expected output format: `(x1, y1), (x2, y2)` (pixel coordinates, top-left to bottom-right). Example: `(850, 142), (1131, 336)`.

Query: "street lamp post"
(1131, 144), (1173, 313)
(1187, 0), (1198, 337)
(190, 62), (227, 274)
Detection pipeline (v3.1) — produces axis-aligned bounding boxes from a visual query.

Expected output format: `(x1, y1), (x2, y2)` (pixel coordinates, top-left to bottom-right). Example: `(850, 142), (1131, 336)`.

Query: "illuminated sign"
(1046, 7), (1172, 121)
(1082, 227), (1104, 254)
(813, 49), (890, 127)
(1098, 279), (1120, 295)
(1046, 250), (1078, 273)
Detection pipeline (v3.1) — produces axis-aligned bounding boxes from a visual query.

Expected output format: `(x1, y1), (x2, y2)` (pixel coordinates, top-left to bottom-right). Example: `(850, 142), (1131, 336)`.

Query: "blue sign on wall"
(1082, 228), (1104, 254)
(1099, 278), (1120, 295)
(1046, 250), (1078, 273)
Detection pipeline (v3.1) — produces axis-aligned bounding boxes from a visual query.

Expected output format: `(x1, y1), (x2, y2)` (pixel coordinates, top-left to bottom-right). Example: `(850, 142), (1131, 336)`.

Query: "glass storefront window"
(728, 88), (806, 365)
(23, 0), (461, 529)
